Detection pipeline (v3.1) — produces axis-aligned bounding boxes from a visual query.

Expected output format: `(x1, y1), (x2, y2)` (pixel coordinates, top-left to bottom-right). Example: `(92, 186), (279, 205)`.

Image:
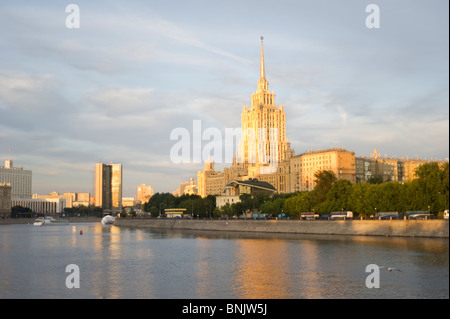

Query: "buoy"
(80, 230), (83, 235)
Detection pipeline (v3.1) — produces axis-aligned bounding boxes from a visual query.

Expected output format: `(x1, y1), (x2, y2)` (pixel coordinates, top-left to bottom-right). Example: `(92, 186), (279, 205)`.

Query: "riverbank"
(114, 218), (449, 238)
(0, 217), (102, 225)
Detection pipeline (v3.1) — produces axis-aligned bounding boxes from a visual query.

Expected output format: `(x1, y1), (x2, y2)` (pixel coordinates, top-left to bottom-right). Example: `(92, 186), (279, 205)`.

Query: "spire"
(257, 36), (269, 92)
(260, 36), (265, 80)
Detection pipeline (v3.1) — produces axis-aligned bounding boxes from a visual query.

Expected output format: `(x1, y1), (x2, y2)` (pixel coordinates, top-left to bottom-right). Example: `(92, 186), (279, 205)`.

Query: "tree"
(220, 203), (233, 218)
(283, 192), (312, 217)
(143, 192), (177, 214)
(311, 170), (337, 208)
(414, 162), (449, 213)
(349, 182), (375, 217)
(149, 206), (159, 218)
(11, 206), (32, 218)
(376, 181), (405, 212)
(260, 198), (284, 216)
(368, 175), (384, 184)
(323, 179), (353, 213)
(231, 202), (244, 217)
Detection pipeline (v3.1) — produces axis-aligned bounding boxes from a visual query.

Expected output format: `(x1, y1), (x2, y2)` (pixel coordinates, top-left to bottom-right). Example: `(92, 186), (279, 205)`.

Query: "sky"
(0, 0), (448, 197)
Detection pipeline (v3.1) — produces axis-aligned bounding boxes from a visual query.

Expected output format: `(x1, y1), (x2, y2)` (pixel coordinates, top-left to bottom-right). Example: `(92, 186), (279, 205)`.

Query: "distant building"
(95, 163), (122, 210)
(195, 39), (448, 198)
(0, 160), (32, 199)
(33, 192), (91, 208)
(122, 197), (135, 208)
(355, 148), (447, 183)
(290, 148), (356, 191)
(0, 183), (12, 218)
(136, 184), (154, 204)
(216, 179), (277, 209)
(197, 161), (225, 197)
(12, 198), (66, 214)
(174, 178), (199, 197)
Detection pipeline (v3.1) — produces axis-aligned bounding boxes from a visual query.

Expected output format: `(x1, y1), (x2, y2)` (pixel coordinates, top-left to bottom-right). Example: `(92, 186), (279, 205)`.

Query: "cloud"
(0, 0), (448, 195)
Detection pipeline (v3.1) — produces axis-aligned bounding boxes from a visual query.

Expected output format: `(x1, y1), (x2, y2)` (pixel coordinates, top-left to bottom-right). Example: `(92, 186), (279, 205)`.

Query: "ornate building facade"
(196, 39), (447, 198)
(238, 37), (294, 177)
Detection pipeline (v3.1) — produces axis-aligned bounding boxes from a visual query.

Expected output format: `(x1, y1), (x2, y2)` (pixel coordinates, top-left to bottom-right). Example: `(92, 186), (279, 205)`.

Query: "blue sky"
(0, 0), (448, 197)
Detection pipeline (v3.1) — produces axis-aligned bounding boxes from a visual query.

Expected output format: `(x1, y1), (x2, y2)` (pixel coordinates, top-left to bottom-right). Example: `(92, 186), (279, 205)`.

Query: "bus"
(376, 212), (400, 220)
(300, 212), (317, 220)
(164, 208), (187, 218)
(405, 211), (433, 220)
(330, 211), (353, 220)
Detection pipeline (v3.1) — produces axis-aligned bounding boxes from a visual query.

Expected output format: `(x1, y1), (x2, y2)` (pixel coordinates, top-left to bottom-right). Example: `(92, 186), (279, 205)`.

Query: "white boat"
(101, 215), (115, 225)
(33, 216), (69, 226)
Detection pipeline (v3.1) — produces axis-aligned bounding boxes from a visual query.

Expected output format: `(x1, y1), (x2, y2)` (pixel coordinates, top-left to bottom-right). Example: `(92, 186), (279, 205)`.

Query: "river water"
(0, 222), (448, 299)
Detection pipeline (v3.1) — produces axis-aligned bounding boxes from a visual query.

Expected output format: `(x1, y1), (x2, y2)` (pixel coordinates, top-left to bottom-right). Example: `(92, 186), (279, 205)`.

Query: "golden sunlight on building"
(195, 39), (448, 198)
(136, 184), (154, 204)
(239, 37), (294, 172)
(95, 163), (122, 210)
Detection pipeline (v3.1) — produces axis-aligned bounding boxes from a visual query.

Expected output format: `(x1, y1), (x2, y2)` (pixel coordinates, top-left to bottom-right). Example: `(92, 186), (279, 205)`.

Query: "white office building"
(0, 160), (32, 199)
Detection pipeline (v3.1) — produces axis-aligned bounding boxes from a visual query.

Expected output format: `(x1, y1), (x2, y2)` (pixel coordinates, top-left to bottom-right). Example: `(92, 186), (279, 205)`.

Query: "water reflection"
(0, 224), (448, 299)
(234, 239), (291, 298)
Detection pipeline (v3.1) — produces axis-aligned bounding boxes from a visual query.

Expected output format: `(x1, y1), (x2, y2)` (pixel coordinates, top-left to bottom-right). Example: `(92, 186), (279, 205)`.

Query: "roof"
(224, 179), (277, 193)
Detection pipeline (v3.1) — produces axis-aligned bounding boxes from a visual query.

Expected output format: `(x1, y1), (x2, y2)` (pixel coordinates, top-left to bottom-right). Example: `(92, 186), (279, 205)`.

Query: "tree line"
(277, 162), (448, 218)
(142, 162), (448, 219)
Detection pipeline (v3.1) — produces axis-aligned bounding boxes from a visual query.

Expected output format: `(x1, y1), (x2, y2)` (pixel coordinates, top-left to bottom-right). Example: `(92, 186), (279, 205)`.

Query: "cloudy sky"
(0, 0), (448, 197)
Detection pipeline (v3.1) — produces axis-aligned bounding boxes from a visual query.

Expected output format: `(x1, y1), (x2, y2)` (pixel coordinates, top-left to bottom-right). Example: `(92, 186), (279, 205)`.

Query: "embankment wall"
(114, 218), (449, 238)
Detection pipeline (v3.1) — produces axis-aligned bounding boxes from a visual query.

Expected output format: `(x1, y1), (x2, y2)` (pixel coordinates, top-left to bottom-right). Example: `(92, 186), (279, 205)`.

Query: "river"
(0, 222), (448, 299)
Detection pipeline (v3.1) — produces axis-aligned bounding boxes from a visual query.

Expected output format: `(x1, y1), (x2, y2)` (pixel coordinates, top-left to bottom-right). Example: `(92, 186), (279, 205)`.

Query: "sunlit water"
(0, 223), (448, 299)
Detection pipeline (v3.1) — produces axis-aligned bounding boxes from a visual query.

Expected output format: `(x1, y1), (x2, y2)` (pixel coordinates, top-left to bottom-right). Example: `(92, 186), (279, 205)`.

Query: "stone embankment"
(114, 218), (449, 238)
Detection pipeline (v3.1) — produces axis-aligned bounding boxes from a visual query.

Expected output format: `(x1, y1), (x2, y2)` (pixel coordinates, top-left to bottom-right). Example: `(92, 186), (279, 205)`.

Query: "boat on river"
(33, 217), (69, 226)
(101, 215), (115, 225)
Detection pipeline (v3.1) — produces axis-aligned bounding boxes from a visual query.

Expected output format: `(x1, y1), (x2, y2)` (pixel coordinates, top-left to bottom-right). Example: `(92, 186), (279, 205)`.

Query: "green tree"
(149, 206), (159, 218)
(367, 175), (384, 184)
(220, 203), (233, 218)
(348, 182), (375, 217)
(231, 202), (245, 217)
(311, 170), (337, 209)
(376, 181), (405, 212)
(260, 198), (284, 216)
(414, 162), (448, 213)
(323, 179), (353, 213)
(283, 192), (312, 217)
(143, 192), (177, 214)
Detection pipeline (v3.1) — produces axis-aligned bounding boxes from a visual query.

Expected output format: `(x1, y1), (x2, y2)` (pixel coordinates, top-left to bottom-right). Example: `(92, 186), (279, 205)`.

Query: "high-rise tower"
(239, 37), (293, 175)
(95, 163), (122, 210)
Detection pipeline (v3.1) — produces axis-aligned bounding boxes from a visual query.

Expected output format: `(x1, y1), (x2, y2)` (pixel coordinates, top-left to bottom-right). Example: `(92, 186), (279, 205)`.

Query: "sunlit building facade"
(136, 184), (154, 204)
(238, 37), (294, 176)
(196, 39), (446, 198)
(293, 148), (356, 191)
(95, 163), (122, 210)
